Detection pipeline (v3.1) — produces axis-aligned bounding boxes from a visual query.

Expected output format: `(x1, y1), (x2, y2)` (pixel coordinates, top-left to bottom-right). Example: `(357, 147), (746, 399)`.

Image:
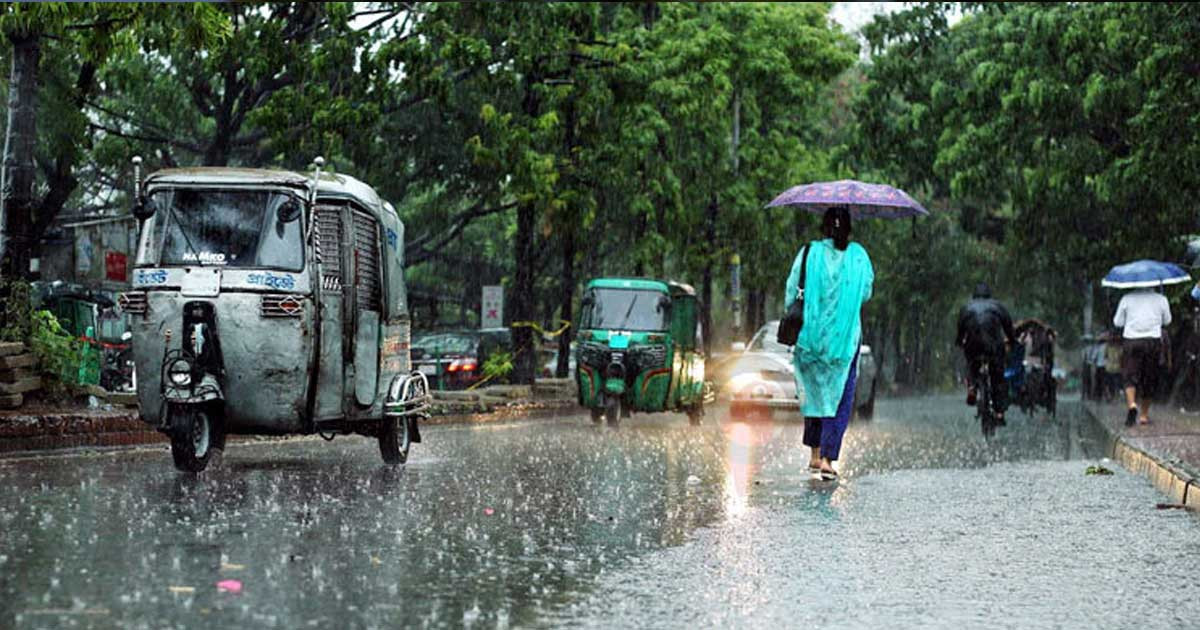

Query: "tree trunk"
(746, 289), (764, 341)
(510, 74), (544, 385)
(700, 196), (718, 357)
(556, 229), (576, 378)
(512, 200), (537, 384)
(641, 2), (660, 29)
(31, 61), (97, 265)
(1083, 279), (1094, 337)
(891, 320), (904, 386)
(1, 33), (42, 280)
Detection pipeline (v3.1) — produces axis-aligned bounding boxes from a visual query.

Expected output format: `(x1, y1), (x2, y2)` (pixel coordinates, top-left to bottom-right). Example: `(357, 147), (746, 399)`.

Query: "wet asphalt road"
(1, 397), (1198, 629)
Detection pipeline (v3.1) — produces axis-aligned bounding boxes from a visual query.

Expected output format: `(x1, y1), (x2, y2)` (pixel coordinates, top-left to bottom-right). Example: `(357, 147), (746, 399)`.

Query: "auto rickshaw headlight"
(167, 358), (193, 387)
(606, 358), (625, 380)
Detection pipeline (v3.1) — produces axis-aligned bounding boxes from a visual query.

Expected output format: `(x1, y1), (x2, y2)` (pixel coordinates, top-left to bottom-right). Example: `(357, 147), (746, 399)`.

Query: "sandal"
(819, 469), (839, 481)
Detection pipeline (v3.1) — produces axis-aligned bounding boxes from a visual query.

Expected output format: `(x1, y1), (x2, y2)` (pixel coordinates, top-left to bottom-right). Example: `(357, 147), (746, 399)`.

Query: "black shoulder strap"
(798, 242), (811, 299)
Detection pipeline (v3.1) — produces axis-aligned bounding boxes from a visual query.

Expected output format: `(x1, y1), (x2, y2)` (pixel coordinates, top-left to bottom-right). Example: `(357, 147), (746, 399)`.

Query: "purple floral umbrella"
(766, 179), (929, 219)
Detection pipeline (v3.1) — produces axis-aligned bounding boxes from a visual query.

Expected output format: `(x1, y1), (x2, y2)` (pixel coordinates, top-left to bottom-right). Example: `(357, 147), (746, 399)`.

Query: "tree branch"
(405, 200), (517, 266)
(88, 122), (206, 156)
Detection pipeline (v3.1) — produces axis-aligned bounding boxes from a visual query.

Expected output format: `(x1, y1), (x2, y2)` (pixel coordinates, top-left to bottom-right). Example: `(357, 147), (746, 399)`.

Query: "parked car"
(412, 328), (513, 390)
(541, 341), (577, 378)
(716, 320), (877, 420)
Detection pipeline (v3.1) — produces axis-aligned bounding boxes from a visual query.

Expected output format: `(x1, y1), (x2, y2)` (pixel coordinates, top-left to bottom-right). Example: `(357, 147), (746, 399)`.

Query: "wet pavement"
(1, 397), (1198, 629)
(1085, 398), (1200, 476)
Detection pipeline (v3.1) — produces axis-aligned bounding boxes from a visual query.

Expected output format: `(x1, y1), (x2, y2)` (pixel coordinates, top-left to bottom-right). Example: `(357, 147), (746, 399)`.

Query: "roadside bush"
(0, 278), (32, 343)
(29, 309), (87, 398)
(482, 350), (514, 384)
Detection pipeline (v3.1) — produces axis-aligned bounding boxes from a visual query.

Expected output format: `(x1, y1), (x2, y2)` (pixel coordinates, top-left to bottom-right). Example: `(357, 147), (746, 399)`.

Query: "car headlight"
(728, 372), (784, 399)
(167, 358), (193, 387)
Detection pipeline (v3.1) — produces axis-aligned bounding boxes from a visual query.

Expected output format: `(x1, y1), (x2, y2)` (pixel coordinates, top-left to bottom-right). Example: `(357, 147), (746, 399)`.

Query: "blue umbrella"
(1101, 259), (1192, 289)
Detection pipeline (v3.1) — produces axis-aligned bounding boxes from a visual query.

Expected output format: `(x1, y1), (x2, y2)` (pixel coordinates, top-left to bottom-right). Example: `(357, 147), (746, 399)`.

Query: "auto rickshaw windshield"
(97, 309), (128, 343)
(581, 288), (669, 332)
(137, 189), (305, 271)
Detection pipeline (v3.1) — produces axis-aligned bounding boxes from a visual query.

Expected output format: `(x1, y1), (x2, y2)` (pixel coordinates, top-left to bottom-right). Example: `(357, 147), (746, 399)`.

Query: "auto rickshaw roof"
(145, 167), (388, 219)
(586, 278), (671, 293)
(667, 281), (697, 297)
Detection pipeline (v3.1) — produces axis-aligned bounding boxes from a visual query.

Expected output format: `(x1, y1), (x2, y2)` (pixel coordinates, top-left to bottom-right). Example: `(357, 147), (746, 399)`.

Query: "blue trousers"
(803, 353), (858, 461)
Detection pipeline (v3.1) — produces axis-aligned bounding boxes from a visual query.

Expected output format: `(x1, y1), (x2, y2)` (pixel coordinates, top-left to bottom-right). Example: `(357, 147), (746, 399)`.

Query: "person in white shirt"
(1113, 288), (1172, 426)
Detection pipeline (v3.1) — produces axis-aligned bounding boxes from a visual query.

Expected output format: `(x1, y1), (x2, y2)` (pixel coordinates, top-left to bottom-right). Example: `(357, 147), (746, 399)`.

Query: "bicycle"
(974, 361), (999, 438)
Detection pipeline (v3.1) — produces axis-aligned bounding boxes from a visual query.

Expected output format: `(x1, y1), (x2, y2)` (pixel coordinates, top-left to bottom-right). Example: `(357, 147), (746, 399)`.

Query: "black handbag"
(776, 242), (811, 347)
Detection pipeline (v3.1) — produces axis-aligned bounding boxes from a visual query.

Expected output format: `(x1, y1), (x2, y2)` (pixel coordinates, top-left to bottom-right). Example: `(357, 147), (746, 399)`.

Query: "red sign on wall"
(105, 251), (127, 282)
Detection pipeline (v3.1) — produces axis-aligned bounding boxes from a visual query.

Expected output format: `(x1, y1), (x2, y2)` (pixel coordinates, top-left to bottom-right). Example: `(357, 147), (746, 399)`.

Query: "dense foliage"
(2, 2), (1197, 387)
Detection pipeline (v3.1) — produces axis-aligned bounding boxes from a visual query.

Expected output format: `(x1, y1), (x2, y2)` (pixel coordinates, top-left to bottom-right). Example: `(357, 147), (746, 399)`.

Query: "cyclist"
(956, 283), (1017, 424)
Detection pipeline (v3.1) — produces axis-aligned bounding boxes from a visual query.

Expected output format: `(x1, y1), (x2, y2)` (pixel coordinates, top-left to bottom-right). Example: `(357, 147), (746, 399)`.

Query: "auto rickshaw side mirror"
(657, 296), (672, 312)
(132, 196), (157, 222)
(277, 200), (302, 223)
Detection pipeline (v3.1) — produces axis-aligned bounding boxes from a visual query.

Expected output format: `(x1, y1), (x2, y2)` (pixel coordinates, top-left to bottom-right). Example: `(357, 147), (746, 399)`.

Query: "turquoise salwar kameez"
(785, 239), (874, 459)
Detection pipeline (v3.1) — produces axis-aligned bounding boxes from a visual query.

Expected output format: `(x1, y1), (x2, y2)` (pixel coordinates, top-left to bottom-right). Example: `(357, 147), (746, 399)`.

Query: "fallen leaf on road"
(216, 579), (243, 594)
(370, 556), (383, 565)
(168, 586), (195, 594)
(220, 563), (245, 571)
(1085, 465), (1113, 475)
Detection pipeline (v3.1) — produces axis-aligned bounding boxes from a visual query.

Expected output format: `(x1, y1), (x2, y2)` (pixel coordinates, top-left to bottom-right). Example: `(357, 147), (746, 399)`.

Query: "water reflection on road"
(0, 397), (1196, 629)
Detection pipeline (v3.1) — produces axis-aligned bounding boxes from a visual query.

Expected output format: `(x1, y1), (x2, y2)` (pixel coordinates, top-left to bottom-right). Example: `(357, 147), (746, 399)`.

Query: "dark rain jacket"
(957, 298), (1016, 356)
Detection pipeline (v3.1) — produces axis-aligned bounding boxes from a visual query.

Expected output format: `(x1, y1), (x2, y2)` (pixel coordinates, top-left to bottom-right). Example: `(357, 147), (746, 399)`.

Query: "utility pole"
(729, 90), (741, 342)
(730, 253), (742, 341)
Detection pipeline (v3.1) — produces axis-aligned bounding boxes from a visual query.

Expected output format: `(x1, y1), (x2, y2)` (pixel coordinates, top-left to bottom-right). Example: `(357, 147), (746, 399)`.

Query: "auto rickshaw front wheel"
(605, 396), (621, 428)
(589, 407), (603, 425)
(378, 417), (411, 465)
(169, 405), (222, 473)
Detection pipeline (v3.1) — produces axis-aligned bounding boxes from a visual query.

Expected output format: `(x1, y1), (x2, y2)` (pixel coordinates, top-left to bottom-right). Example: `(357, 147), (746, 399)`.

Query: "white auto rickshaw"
(121, 158), (430, 472)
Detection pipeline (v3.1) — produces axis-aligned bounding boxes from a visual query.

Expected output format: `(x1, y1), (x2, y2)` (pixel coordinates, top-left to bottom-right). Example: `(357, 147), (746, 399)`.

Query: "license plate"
(180, 267), (221, 297)
(418, 364), (437, 375)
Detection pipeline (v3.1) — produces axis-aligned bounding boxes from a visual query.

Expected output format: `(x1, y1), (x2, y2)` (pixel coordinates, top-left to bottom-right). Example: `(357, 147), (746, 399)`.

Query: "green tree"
(0, 2), (226, 280)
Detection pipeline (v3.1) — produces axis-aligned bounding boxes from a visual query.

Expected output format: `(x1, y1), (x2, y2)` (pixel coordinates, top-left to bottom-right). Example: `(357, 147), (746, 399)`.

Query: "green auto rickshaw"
(575, 278), (709, 426)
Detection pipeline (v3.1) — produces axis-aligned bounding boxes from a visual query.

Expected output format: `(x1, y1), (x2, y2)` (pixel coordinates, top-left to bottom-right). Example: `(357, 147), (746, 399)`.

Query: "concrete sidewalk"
(1083, 398), (1200, 508)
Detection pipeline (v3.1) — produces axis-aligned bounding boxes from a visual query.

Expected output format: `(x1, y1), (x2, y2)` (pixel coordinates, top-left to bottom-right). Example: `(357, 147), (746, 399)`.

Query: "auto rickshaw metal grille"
(634, 344), (668, 372)
(261, 294), (306, 317)
(117, 291), (148, 315)
(578, 342), (608, 367)
(315, 205), (343, 291)
(352, 210), (381, 312)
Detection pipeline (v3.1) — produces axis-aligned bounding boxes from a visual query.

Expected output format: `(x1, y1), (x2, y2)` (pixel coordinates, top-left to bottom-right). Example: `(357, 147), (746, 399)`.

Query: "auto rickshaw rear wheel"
(605, 396), (621, 428)
(378, 417), (411, 465)
(686, 404), (703, 426)
(169, 405), (220, 473)
(590, 407), (603, 425)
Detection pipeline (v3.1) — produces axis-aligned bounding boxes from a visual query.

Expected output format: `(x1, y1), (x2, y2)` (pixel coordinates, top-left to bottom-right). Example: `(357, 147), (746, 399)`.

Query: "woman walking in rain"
(786, 206), (874, 481)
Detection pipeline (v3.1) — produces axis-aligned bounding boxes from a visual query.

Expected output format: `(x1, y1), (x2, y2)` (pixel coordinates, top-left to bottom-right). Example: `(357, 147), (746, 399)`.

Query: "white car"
(716, 321), (877, 419)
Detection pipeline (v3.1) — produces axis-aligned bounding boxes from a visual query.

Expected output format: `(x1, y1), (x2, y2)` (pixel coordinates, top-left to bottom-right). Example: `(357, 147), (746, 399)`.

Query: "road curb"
(0, 399), (581, 458)
(1081, 404), (1200, 509)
